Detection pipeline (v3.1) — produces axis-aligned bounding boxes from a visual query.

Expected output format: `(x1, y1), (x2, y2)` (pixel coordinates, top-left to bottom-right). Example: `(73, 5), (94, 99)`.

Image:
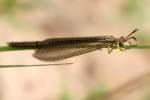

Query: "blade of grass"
(124, 45), (150, 49)
(0, 45), (150, 52)
(0, 63), (73, 68)
(0, 46), (34, 52)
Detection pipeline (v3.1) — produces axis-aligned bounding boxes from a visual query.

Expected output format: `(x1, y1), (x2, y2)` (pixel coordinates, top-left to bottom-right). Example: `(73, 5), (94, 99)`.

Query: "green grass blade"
(0, 63), (73, 68)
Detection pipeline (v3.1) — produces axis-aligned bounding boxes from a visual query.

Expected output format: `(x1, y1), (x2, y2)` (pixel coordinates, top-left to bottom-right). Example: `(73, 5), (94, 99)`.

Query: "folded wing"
(33, 46), (101, 62)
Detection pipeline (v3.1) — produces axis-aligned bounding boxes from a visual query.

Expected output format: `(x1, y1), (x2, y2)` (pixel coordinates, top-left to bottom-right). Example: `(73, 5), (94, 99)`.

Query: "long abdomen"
(7, 41), (45, 48)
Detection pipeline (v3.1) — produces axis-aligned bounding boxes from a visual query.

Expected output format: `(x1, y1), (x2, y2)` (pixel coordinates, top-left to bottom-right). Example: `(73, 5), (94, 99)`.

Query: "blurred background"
(0, 0), (150, 100)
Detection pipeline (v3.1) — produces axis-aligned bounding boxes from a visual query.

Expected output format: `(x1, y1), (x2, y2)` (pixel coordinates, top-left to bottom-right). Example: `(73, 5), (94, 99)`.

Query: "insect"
(7, 29), (138, 62)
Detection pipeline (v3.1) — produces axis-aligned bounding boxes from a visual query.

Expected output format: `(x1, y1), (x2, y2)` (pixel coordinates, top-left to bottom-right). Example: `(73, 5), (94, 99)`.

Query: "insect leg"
(107, 46), (113, 54)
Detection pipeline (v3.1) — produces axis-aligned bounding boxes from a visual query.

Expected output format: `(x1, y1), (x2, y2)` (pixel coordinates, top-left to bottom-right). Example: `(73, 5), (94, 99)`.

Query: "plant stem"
(0, 63), (73, 68)
(0, 46), (33, 52)
(0, 45), (150, 52)
(124, 45), (150, 49)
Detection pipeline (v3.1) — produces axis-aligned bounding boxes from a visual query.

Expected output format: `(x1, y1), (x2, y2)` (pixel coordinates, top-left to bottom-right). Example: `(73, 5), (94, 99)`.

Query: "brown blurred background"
(0, 0), (150, 100)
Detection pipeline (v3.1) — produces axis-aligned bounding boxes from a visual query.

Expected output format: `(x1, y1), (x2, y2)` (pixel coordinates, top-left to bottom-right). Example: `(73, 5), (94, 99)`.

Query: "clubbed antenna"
(124, 29), (138, 41)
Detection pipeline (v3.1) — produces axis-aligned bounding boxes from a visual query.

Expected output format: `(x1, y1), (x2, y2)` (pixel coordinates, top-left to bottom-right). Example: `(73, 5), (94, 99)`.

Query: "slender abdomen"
(7, 41), (45, 48)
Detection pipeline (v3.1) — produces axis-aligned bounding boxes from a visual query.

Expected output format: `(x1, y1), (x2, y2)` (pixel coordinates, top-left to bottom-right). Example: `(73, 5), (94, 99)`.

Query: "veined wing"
(33, 46), (102, 62)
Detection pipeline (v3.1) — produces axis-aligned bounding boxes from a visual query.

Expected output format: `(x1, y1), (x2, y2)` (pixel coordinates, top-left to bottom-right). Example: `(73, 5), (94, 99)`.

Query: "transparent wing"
(33, 46), (101, 62)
